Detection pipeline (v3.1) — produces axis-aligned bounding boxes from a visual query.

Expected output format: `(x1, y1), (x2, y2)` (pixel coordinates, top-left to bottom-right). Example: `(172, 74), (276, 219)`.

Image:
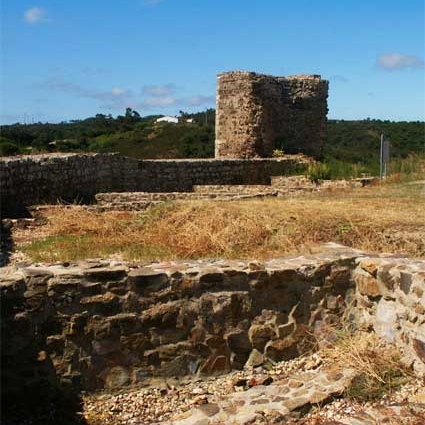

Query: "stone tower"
(215, 71), (329, 159)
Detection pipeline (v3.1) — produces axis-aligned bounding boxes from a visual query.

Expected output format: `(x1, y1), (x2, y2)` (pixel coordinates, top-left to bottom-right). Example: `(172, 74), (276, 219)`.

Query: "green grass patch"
(22, 233), (175, 263)
(22, 235), (94, 262)
(309, 153), (425, 181)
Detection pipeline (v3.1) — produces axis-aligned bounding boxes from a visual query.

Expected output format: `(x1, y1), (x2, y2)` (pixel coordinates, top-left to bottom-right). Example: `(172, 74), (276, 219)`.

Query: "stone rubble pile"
(83, 353), (425, 425)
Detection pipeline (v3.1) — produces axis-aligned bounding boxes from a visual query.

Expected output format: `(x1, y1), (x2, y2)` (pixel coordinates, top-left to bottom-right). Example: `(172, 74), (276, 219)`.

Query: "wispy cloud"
(142, 84), (176, 96)
(142, 96), (177, 107)
(140, 84), (214, 109)
(39, 76), (213, 112)
(141, 94), (214, 109)
(111, 87), (126, 96)
(376, 53), (424, 70)
(41, 76), (134, 109)
(144, 0), (163, 4)
(24, 7), (49, 24)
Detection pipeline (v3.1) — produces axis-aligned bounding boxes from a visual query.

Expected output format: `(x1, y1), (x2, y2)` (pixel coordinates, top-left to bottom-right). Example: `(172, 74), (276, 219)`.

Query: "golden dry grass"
(321, 330), (411, 401)
(18, 181), (425, 262)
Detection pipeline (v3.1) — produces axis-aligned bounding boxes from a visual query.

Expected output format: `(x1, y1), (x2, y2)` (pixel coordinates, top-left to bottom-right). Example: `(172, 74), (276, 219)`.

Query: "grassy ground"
(16, 179), (425, 263)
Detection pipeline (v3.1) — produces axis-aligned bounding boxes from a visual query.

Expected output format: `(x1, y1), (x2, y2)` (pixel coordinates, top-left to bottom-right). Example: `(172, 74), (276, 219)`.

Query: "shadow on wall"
(1, 285), (87, 425)
(0, 220), (14, 267)
(1, 378), (87, 425)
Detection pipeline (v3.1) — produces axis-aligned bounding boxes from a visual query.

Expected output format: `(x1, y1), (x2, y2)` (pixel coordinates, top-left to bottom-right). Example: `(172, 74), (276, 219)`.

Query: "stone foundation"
(1, 244), (424, 400)
(0, 153), (308, 218)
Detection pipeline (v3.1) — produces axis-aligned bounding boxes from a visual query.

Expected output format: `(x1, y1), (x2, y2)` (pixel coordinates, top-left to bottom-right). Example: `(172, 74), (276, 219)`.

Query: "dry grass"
(321, 330), (411, 401)
(17, 181), (425, 262)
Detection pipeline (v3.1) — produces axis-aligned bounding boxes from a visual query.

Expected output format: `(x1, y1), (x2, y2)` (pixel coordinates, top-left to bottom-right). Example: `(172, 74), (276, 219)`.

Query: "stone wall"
(348, 256), (425, 375)
(0, 153), (307, 218)
(2, 245), (424, 399)
(215, 71), (329, 159)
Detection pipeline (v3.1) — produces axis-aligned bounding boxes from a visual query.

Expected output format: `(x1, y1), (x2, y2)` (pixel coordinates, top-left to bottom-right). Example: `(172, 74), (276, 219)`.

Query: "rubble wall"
(2, 245), (424, 398)
(215, 71), (328, 158)
(0, 153), (306, 217)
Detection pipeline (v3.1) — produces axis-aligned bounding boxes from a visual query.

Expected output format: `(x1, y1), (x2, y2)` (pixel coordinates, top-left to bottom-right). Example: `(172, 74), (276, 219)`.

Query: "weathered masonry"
(0, 153), (307, 217)
(215, 71), (329, 159)
(2, 245), (424, 396)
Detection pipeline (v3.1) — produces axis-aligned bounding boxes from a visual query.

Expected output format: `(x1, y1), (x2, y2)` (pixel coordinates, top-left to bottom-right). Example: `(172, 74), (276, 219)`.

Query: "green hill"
(1, 110), (424, 176)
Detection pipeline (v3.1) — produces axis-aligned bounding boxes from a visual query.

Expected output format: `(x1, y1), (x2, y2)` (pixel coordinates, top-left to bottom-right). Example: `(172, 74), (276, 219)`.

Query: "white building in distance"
(155, 116), (178, 124)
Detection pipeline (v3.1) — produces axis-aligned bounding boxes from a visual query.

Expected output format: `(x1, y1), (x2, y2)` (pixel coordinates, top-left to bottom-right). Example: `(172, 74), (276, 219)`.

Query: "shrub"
(272, 148), (285, 157)
(307, 162), (331, 183)
(0, 141), (21, 156)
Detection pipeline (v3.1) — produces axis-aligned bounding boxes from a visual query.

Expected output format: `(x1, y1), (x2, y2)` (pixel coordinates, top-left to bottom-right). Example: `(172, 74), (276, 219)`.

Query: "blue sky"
(1, 0), (424, 124)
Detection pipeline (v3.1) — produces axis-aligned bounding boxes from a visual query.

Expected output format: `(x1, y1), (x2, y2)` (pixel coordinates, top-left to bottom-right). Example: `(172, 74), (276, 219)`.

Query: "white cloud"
(377, 53), (424, 70)
(24, 7), (48, 24)
(141, 94), (214, 109)
(143, 96), (177, 107)
(41, 76), (134, 109)
(142, 84), (176, 96)
(40, 76), (213, 112)
(144, 0), (163, 4)
(111, 87), (126, 96)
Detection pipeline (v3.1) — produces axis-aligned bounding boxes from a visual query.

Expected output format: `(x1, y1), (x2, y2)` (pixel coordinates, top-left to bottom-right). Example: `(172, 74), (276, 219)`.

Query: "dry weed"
(321, 330), (411, 401)
(17, 181), (425, 262)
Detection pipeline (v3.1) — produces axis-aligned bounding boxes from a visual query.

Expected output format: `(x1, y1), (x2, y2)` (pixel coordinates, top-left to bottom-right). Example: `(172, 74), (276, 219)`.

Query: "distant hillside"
(0, 109), (215, 159)
(1, 110), (423, 166)
(325, 119), (424, 163)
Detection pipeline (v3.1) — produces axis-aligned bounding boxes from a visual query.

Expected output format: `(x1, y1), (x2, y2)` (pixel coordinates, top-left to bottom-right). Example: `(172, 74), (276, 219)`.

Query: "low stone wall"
(348, 256), (425, 375)
(1, 245), (424, 401)
(0, 153), (307, 217)
(94, 190), (278, 211)
(93, 178), (374, 211)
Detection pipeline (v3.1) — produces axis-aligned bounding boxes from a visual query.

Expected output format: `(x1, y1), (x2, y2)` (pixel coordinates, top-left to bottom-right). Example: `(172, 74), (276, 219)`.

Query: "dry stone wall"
(2, 244), (424, 400)
(215, 71), (328, 159)
(0, 153), (307, 217)
(348, 256), (425, 375)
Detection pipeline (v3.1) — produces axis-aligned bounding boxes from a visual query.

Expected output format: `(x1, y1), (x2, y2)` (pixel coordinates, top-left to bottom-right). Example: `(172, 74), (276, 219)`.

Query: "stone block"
(80, 292), (121, 315)
(245, 349), (264, 368)
(127, 269), (169, 294)
(82, 266), (127, 281)
(277, 322), (296, 339)
(264, 337), (299, 362)
(199, 354), (231, 375)
(248, 324), (276, 351)
(104, 366), (130, 389)
(353, 268), (386, 298)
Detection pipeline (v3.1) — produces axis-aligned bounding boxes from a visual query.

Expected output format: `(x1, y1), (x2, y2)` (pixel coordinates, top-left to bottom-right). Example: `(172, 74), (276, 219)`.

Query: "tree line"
(1, 109), (423, 165)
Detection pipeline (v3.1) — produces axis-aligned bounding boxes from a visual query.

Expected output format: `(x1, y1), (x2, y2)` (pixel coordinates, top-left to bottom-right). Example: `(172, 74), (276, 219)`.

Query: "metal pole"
(380, 134), (383, 179)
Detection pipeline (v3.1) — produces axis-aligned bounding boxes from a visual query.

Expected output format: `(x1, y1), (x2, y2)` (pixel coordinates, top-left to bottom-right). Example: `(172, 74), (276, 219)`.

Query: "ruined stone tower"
(215, 71), (329, 159)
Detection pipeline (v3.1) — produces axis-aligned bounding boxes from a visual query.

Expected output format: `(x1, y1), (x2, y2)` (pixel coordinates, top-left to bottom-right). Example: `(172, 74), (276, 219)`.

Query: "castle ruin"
(215, 71), (329, 159)
(1, 70), (329, 218)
